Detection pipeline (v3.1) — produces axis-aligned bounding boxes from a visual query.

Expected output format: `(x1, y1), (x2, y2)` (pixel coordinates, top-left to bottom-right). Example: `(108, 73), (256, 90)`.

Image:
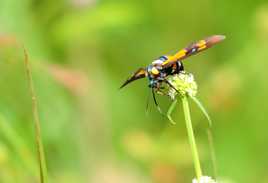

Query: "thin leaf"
(166, 99), (178, 125)
(190, 96), (212, 127)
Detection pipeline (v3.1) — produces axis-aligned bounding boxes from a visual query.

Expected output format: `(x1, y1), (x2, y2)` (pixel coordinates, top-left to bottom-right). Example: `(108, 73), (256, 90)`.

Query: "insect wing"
(120, 68), (147, 89)
(162, 35), (225, 68)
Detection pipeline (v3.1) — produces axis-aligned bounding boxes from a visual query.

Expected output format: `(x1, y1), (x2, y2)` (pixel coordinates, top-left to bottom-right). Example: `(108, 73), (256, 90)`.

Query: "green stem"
(181, 96), (202, 180)
(207, 128), (218, 179)
(23, 48), (48, 183)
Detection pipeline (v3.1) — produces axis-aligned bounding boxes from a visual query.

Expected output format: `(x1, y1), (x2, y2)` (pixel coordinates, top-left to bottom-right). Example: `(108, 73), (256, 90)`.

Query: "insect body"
(120, 35), (225, 107)
(146, 56), (184, 89)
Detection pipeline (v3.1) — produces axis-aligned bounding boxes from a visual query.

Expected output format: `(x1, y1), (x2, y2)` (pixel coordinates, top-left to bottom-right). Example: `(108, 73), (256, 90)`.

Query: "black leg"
(164, 79), (180, 94)
(152, 88), (163, 114)
(145, 89), (151, 115)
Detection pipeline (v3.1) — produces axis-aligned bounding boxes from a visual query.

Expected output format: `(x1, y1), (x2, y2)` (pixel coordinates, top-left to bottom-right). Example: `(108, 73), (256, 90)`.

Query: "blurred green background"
(0, 0), (268, 182)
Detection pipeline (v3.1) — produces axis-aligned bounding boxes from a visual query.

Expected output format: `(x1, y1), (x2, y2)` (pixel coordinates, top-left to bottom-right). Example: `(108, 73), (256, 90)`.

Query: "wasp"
(120, 35), (225, 110)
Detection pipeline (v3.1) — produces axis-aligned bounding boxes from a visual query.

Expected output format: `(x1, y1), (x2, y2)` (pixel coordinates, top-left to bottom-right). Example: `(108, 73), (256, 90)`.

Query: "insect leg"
(152, 88), (163, 114)
(164, 79), (180, 94)
(177, 61), (184, 72)
(145, 89), (151, 115)
(167, 99), (178, 125)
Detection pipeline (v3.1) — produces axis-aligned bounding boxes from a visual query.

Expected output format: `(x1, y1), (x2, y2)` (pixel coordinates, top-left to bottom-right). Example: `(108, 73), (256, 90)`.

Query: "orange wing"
(120, 68), (147, 89)
(161, 35), (225, 68)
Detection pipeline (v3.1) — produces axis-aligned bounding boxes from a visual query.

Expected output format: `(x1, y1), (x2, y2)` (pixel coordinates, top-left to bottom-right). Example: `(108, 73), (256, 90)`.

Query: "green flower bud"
(158, 71), (198, 99)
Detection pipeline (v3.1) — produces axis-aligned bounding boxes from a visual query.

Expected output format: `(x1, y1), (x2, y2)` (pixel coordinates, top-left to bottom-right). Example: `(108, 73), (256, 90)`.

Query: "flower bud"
(158, 71), (198, 99)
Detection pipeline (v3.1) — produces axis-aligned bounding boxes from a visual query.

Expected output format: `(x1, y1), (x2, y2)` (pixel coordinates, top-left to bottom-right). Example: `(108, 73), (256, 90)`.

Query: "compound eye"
(151, 67), (160, 75)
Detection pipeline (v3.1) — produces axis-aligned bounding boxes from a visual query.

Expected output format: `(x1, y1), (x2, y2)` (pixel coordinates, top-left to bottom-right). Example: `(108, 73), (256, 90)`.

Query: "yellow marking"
(162, 49), (187, 66)
(174, 49), (187, 59)
(198, 45), (206, 51)
(151, 67), (159, 75)
(196, 40), (206, 47)
(137, 70), (145, 75)
(162, 56), (175, 65)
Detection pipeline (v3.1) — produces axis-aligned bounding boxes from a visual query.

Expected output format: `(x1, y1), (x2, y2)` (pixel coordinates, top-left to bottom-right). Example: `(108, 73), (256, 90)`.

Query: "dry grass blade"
(23, 47), (48, 183)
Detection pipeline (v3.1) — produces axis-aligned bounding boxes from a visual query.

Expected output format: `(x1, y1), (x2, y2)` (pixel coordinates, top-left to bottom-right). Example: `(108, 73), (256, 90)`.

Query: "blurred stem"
(181, 96), (202, 180)
(207, 128), (218, 179)
(23, 48), (48, 183)
(190, 96), (217, 179)
(0, 115), (36, 175)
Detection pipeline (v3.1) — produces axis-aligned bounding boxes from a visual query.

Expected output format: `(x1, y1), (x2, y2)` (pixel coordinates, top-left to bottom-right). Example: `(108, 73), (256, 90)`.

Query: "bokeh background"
(0, 0), (268, 182)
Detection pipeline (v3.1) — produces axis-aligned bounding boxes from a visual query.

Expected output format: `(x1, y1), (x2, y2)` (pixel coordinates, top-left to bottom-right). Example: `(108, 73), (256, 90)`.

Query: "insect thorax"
(147, 56), (184, 88)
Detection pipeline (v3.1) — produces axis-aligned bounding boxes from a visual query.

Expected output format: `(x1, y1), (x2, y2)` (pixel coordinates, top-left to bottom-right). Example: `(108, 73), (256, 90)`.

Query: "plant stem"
(207, 128), (218, 179)
(181, 96), (202, 180)
(23, 48), (48, 183)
